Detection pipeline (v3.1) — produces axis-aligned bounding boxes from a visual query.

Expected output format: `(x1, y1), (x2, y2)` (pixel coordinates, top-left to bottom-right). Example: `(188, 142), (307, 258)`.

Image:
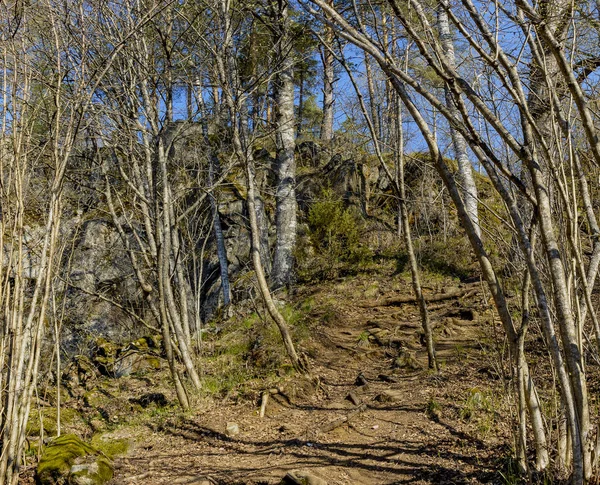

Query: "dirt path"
(110, 275), (509, 484)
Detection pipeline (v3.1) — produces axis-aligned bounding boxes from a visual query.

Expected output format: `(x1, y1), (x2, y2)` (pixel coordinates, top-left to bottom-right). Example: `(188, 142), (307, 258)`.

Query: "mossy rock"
(93, 336), (162, 378)
(63, 356), (100, 394)
(90, 435), (129, 459)
(36, 434), (113, 485)
(82, 390), (108, 410)
(95, 338), (118, 359)
(93, 339), (119, 376)
(126, 338), (150, 352)
(126, 335), (161, 352)
(114, 351), (160, 377)
(121, 335), (161, 356)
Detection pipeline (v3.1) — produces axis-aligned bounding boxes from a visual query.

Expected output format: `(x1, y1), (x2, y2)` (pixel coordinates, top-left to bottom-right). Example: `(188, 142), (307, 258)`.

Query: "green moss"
(69, 458), (113, 484)
(83, 389), (105, 409)
(93, 338), (118, 376)
(124, 335), (160, 353)
(95, 339), (118, 359)
(145, 357), (161, 370)
(241, 313), (260, 330)
(27, 407), (81, 437)
(90, 435), (129, 459)
(297, 297), (315, 314)
(36, 434), (113, 485)
(127, 338), (150, 352)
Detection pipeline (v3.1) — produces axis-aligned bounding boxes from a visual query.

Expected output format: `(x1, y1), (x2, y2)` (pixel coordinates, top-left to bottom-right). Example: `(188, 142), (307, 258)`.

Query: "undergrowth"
(296, 188), (373, 281)
(199, 297), (316, 398)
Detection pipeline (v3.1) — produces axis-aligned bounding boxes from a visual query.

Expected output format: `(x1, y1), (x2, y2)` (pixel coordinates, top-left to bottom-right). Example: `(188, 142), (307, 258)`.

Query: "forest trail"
(109, 274), (509, 485)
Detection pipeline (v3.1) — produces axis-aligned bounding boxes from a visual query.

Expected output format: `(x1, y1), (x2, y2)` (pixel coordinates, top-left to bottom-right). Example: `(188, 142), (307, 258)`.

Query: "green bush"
(299, 189), (372, 279)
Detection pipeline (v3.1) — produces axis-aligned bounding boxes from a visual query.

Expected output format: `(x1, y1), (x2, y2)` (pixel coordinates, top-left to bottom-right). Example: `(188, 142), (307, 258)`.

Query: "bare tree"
(93, 1), (207, 408)
(0, 0), (157, 479)
(436, 1), (480, 237)
(300, 0), (600, 478)
(320, 1), (336, 143)
(213, 0), (306, 372)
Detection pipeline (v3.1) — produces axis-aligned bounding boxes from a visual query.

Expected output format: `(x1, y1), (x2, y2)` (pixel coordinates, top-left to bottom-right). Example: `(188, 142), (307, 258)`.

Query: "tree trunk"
(197, 87), (232, 306)
(216, 0), (305, 372)
(519, 1), (589, 478)
(396, 101), (437, 372)
(320, 0), (335, 143)
(297, 69), (304, 138)
(437, 1), (480, 237)
(246, 156), (305, 372)
(364, 54), (381, 141)
(385, 73), (552, 474)
(271, 0), (297, 290)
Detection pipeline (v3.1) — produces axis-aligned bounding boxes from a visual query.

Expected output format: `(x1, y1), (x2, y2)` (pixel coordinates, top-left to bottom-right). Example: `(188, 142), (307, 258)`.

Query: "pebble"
(226, 422), (240, 437)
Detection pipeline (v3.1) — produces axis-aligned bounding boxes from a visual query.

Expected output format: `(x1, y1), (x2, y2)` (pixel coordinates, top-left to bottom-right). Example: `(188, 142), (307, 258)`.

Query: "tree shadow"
(129, 415), (502, 484)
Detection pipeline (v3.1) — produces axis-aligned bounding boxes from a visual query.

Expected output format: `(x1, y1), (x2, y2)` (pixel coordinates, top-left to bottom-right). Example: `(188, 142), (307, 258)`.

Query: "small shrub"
(426, 396), (442, 421)
(460, 387), (491, 420)
(298, 189), (372, 280)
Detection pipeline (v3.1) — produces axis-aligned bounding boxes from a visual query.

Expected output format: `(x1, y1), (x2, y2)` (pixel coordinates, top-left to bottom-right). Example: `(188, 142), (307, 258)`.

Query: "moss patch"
(90, 435), (129, 459)
(27, 407), (82, 437)
(36, 434), (113, 485)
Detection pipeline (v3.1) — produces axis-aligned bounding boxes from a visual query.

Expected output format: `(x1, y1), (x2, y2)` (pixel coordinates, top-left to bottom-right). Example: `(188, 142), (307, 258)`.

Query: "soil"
(104, 273), (512, 485)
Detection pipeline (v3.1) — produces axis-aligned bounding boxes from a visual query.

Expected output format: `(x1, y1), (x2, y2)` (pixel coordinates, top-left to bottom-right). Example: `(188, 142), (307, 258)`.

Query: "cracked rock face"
(62, 219), (141, 354)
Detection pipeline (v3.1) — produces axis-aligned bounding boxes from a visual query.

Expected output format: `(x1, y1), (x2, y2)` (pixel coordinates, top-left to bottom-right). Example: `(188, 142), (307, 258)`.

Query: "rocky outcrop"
(62, 219), (144, 353)
(6, 139), (422, 353)
(92, 336), (162, 378)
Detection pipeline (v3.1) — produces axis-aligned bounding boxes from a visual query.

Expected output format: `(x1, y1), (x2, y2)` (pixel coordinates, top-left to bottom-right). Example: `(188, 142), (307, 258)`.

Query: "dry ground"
(105, 272), (513, 485)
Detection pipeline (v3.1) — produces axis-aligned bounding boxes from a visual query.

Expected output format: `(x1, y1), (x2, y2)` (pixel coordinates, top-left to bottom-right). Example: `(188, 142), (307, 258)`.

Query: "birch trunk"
(198, 89), (231, 306)
(216, 0), (305, 372)
(518, 1), (589, 478)
(364, 54), (381, 142)
(271, 0), (297, 290)
(437, 1), (480, 238)
(320, 0), (335, 143)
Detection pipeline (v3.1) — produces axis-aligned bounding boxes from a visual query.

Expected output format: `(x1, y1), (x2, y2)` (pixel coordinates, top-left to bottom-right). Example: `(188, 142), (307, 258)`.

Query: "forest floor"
(104, 270), (513, 485)
(21, 267), (516, 485)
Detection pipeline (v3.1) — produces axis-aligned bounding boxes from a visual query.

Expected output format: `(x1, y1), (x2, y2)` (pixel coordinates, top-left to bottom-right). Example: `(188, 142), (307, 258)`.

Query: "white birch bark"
(320, 0), (335, 143)
(216, 0), (305, 372)
(437, 1), (480, 238)
(271, 0), (298, 290)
